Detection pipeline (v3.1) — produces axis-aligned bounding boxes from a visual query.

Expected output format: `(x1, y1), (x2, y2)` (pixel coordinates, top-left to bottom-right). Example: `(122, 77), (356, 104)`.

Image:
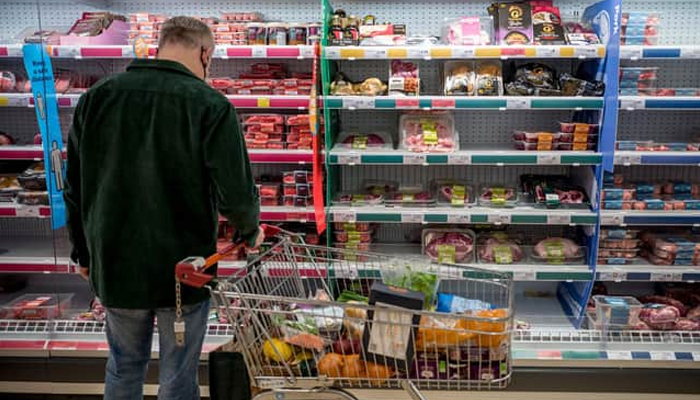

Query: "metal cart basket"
(177, 227), (514, 400)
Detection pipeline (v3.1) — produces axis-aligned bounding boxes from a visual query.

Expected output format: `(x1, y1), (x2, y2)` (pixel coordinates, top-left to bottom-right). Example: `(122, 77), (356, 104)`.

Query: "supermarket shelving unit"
(1, 0), (699, 396)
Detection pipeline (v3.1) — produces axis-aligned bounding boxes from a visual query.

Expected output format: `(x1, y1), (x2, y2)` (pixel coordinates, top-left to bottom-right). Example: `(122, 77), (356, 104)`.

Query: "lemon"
(263, 339), (293, 362)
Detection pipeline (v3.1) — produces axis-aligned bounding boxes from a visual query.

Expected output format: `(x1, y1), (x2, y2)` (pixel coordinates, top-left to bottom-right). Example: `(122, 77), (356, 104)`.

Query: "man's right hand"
(247, 226), (265, 250)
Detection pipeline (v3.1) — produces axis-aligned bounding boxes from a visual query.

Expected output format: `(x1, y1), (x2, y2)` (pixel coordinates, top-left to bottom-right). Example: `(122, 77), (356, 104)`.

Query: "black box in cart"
(362, 281), (424, 371)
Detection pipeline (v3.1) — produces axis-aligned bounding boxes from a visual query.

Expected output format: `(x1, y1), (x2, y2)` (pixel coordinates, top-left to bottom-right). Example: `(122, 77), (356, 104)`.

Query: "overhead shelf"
(600, 210), (700, 226)
(330, 147), (601, 166)
(0, 44), (315, 59)
(0, 93), (32, 107)
(324, 45), (605, 60)
(620, 96), (700, 110)
(614, 151), (700, 166)
(330, 205), (597, 225)
(325, 95), (604, 110)
(620, 45), (700, 60)
(18, 94), (313, 109)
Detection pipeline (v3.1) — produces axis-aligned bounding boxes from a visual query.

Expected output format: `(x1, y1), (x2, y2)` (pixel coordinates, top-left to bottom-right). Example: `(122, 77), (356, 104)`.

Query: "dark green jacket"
(64, 59), (260, 309)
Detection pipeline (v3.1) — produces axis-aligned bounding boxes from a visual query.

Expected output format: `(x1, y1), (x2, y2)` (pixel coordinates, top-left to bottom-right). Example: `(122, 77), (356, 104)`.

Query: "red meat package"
(400, 112), (457, 153)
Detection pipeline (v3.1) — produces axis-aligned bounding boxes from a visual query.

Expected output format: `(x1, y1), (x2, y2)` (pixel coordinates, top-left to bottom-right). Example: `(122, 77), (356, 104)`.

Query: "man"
(64, 16), (262, 400)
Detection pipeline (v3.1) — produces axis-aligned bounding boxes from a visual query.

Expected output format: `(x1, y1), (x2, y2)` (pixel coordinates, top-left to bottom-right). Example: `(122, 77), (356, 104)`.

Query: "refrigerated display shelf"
(0, 204), (51, 218)
(325, 96), (604, 110)
(620, 96), (700, 110)
(0, 146), (309, 163)
(620, 45), (700, 60)
(0, 93), (31, 107)
(324, 45), (605, 60)
(600, 210), (700, 226)
(331, 205), (597, 225)
(0, 44), (315, 59)
(330, 147), (602, 166)
(614, 151), (700, 166)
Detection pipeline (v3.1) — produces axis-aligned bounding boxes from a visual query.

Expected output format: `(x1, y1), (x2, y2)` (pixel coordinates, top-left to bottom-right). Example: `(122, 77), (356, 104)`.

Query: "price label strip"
(337, 153), (361, 165)
(404, 154), (427, 165)
(650, 351), (675, 361)
(607, 351), (633, 361)
(537, 153), (561, 165)
(343, 97), (374, 110)
(620, 98), (645, 110)
(600, 213), (624, 226)
(598, 271), (627, 282)
(513, 271), (536, 281)
(447, 213), (470, 224)
(487, 212), (511, 225)
(651, 272), (683, 282)
(251, 46), (267, 58)
(535, 47), (558, 57)
(448, 154), (472, 165)
(615, 153), (642, 166)
(333, 211), (356, 223)
(547, 214), (571, 225)
(620, 46), (643, 60)
(401, 212), (424, 223)
(507, 98), (531, 109)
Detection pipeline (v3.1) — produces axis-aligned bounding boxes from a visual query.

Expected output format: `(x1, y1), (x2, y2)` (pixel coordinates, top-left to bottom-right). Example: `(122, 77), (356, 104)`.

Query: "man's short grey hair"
(159, 16), (214, 49)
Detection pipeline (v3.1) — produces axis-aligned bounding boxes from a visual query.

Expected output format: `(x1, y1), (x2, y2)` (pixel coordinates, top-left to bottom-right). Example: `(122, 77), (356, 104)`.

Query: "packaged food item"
(621, 35), (659, 46)
(283, 170), (309, 184)
(531, 237), (584, 264)
(559, 73), (605, 97)
(336, 131), (392, 150)
(385, 187), (436, 207)
(389, 60), (419, 96)
(422, 229), (475, 264)
(593, 296), (643, 328)
(478, 184), (518, 208)
(400, 112), (457, 153)
(363, 281), (424, 370)
(558, 132), (598, 144)
(597, 257), (637, 265)
(287, 23), (307, 45)
(283, 195), (311, 207)
(442, 16), (493, 45)
(17, 163), (46, 191)
(467, 308), (508, 348)
(283, 184), (310, 197)
(513, 131), (561, 144)
(432, 179), (474, 207)
(260, 196), (280, 206)
(414, 315), (475, 349)
(436, 293), (491, 313)
(639, 304), (680, 330)
(0, 71), (16, 93)
(258, 183), (280, 198)
(597, 248), (639, 258)
(532, 3), (566, 45)
(520, 174), (588, 209)
(2, 293), (73, 320)
(247, 22), (267, 44)
(443, 61), (475, 96)
(600, 239), (641, 249)
(17, 191), (49, 206)
(477, 232), (524, 264)
(556, 142), (596, 151)
(559, 122), (599, 134)
(363, 180), (399, 195)
(333, 192), (383, 206)
(334, 230), (373, 243)
(505, 63), (557, 96)
(600, 228), (640, 239)
(622, 12), (660, 27)
(494, 2), (533, 45)
(475, 61), (503, 96)
(333, 222), (372, 231)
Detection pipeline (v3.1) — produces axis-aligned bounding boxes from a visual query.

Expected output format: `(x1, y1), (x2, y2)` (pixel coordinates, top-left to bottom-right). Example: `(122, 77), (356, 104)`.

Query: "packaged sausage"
(389, 60), (420, 96)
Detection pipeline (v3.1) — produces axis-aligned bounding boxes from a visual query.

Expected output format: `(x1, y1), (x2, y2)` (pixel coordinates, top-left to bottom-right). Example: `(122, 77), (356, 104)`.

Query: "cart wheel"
(252, 388), (357, 400)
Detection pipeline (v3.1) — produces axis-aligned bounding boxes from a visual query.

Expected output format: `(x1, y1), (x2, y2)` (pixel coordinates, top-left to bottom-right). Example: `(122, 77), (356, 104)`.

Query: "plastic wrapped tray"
(1, 293), (74, 320)
(556, 142), (596, 151)
(598, 248), (639, 258)
(334, 230), (373, 243)
(283, 170), (310, 184)
(478, 184), (518, 208)
(335, 131), (393, 150)
(17, 191), (48, 206)
(283, 195), (312, 207)
(559, 132), (598, 144)
(600, 239), (641, 249)
(283, 184), (310, 197)
(400, 112), (457, 153)
(333, 222), (372, 231)
(597, 257), (638, 265)
(422, 228), (476, 263)
(432, 179), (474, 207)
(531, 238), (585, 264)
(476, 233), (525, 264)
(600, 229), (640, 240)
(260, 196), (280, 206)
(363, 180), (399, 195)
(384, 187), (436, 207)
(512, 131), (561, 144)
(620, 67), (658, 81)
(559, 122), (599, 134)
(593, 295), (643, 329)
(333, 192), (383, 206)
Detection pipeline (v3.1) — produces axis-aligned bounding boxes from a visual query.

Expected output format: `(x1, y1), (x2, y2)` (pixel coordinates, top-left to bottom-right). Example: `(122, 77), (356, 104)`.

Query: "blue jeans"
(104, 299), (210, 400)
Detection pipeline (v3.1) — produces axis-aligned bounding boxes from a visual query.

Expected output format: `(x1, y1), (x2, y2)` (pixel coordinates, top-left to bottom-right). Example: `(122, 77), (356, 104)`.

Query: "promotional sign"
(22, 43), (66, 230)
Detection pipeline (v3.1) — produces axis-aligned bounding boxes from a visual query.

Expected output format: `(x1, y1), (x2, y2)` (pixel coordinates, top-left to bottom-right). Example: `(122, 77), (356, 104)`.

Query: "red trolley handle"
(175, 224), (281, 288)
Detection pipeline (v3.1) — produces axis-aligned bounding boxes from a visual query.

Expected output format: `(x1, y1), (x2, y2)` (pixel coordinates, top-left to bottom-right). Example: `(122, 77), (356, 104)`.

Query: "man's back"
(65, 59), (259, 309)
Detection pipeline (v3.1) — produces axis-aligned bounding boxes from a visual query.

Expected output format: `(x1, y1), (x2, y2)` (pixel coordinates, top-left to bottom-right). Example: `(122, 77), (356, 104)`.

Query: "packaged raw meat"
(432, 179), (474, 207)
(363, 180), (399, 195)
(639, 295), (687, 316)
(646, 235), (700, 254)
(0, 71), (16, 92)
(598, 248), (639, 258)
(385, 187), (436, 207)
(2, 293), (73, 320)
(422, 229), (475, 263)
(333, 192), (383, 206)
(400, 112), (457, 153)
(639, 304), (680, 330)
(532, 237), (584, 264)
(443, 61), (475, 96)
(333, 222), (372, 231)
(521, 174), (588, 209)
(555, 142), (596, 151)
(260, 197), (280, 206)
(593, 296), (643, 328)
(597, 257), (637, 265)
(477, 233), (524, 264)
(514, 141), (556, 151)
(559, 122), (599, 134)
(334, 230), (373, 243)
(283, 195), (311, 207)
(0, 132), (15, 146)
(258, 183), (280, 198)
(478, 184), (518, 208)
(674, 318), (700, 331)
(335, 131), (392, 150)
(512, 131), (561, 144)
(283, 170), (310, 184)
(558, 132), (598, 144)
(599, 239), (641, 249)
(687, 306), (700, 321)
(389, 60), (420, 96)
(600, 229), (640, 240)
(601, 188), (635, 201)
(283, 184), (310, 197)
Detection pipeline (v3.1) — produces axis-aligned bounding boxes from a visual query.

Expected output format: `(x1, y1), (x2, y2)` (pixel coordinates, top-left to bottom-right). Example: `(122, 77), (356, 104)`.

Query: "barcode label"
(447, 214), (470, 224)
(607, 351), (633, 360)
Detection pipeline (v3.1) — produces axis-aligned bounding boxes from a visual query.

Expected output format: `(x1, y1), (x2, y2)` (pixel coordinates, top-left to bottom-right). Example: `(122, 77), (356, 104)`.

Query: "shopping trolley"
(176, 225), (514, 400)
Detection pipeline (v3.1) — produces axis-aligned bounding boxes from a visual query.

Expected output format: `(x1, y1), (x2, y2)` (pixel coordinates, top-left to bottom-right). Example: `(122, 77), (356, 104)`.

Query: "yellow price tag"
(257, 97), (270, 108)
(475, 47), (501, 57)
(387, 48), (408, 58)
(0, 97), (8, 107)
(430, 48), (452, 58)
(559, 47), (575, 57)
(340, 48), (365, 59)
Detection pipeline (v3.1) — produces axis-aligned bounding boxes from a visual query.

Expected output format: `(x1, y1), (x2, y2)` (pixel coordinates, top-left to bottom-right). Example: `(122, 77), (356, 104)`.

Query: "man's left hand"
(78, 266), (89, 280)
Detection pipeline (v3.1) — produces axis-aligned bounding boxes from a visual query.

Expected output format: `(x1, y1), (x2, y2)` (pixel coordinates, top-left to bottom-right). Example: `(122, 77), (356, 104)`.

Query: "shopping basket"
(176, 225), (514, 400)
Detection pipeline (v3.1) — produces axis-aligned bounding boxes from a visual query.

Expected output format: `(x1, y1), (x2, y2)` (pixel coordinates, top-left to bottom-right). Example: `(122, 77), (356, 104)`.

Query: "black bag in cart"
(209, 351), (251, 400)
